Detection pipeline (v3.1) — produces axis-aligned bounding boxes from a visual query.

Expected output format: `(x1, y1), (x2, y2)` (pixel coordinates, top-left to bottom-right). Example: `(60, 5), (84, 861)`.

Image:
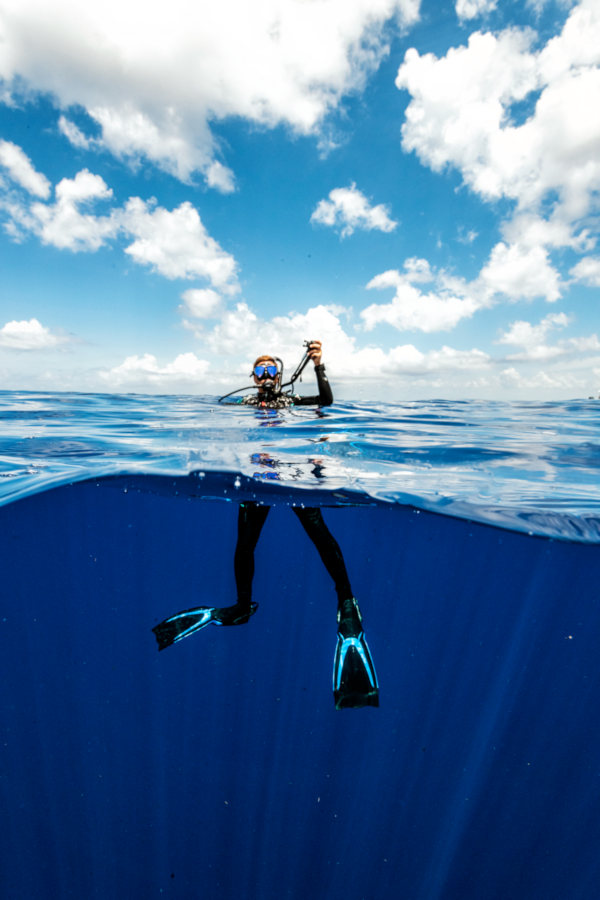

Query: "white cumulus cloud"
(498, 313), (569, 360)
(477, 241), (561, 303)
(361, 238), (564, 337)
(382, 343), (490, 374)
(0, 317), (65, 350)
(496, 311), (600, 362)
(203, 301), (354, 364)
(29, 169), (118, 251)
(180, 288), (223, 319)
(570, 256), (600, 286)
(0, 0), (420, 187)
(361, 260), (479, 332)
(196, 299), (491, 389)
(311, 183), (397, 237)
(0, 153), (240, 294)
(0, 140), (50, 198)
(121, 199), (239, 289)
(396, 1), (600, 247)
(455, 0), (498, 22)
(101, 352), (210, 388)
(498, 311), (570, 348)
(58, 115), (96, 150)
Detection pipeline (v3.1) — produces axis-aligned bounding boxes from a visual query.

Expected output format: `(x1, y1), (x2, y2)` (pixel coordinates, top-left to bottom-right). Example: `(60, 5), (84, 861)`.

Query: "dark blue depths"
(1, 480), (600, 900)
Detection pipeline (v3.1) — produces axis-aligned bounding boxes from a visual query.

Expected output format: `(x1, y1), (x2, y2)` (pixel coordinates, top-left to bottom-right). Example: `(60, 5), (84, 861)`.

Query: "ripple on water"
(0, 391), (599, 542)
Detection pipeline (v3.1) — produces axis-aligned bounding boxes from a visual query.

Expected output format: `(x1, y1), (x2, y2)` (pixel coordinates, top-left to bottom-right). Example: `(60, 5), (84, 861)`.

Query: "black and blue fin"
(152, 602), (258, 651)
(333, 597), (379, 709)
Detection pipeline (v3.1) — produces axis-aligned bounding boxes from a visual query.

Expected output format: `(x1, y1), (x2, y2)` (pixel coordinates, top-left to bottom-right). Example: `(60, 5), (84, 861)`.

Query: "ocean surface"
(1, 391), (600, 898)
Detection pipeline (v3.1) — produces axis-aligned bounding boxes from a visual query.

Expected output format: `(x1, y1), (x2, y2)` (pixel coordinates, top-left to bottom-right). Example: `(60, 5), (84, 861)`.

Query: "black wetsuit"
(235, 504), (353, 609)
(235, 363), (351, 607)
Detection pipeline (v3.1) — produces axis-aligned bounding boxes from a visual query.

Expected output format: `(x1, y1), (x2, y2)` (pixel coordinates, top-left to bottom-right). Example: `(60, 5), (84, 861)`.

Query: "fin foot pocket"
(214, 602), (259, 626)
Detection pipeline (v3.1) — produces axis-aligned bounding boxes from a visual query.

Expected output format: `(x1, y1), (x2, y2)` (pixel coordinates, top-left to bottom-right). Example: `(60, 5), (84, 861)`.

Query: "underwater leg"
(234, 503), (270, 608)
(153, 503), (267, 651)
(292, 508), (378, 708)
(292, 507), (352, 602)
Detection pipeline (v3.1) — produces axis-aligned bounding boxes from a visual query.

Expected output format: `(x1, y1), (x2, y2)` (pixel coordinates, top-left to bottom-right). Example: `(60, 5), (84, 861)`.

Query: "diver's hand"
(307, 340), (322, 366)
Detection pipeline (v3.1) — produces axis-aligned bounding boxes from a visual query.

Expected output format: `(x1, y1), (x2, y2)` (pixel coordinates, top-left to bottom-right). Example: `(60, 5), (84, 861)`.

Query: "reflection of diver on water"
(152, 341), (378, 709)
(251, 452), (326, 481)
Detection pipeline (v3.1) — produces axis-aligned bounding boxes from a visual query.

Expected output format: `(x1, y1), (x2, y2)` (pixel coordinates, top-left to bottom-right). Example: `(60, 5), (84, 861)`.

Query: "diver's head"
(252, 354), (281, 395)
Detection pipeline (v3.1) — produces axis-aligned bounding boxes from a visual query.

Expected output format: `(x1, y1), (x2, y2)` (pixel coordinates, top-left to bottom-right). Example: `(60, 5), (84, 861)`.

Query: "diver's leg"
(151, 503), (268, 651)
(292, 507), (352, 602)
(293, 507), (378, 708)
(234, 503), (270, 608)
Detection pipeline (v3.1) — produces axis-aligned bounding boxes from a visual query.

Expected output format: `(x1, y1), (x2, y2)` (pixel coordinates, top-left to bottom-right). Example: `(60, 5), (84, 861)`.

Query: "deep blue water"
(1, 392), (600, 898)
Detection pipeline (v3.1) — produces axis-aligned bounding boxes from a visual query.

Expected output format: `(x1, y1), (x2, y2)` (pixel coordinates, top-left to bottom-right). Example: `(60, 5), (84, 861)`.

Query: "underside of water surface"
(2, 472), (600, 899)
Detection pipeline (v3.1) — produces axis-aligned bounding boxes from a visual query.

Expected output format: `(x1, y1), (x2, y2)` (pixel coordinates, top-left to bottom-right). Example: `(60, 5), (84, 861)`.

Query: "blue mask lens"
(254, 365), (278, 378)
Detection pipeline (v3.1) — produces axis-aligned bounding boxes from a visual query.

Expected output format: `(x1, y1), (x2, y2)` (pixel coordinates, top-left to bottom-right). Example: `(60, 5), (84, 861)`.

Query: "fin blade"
(333, 635), (380, 708)
(333, 598), (379, 709)
(152, 606), (217, 651)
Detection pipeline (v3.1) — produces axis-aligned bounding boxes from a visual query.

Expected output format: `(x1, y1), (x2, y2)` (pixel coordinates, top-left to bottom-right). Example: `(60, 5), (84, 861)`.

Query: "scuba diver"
(152, 341), (378, 709)
(221, 339), (333, 408)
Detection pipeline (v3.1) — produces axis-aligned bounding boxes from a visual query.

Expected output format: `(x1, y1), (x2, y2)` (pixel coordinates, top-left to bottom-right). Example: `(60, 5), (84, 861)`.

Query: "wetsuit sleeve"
(292, 363), (333, 407)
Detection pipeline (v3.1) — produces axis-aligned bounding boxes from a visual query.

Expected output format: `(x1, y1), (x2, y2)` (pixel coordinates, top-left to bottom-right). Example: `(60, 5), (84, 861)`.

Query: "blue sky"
(1, 0), (599, 400)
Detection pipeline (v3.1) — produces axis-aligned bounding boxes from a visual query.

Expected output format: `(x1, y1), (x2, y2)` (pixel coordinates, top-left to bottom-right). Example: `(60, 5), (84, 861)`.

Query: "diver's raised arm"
(294, 340), (333, 407)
